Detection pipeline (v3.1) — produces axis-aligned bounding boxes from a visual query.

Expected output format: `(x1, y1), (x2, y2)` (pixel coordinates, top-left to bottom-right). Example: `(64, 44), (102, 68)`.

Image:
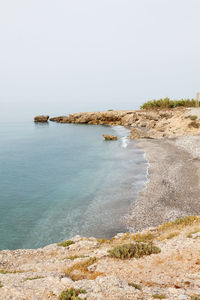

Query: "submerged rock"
(102, 134), (118, 141)
(34, 115), (49, 123)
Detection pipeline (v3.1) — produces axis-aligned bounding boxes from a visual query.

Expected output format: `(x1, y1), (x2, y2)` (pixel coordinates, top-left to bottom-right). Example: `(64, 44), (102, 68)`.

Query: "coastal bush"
(58, 288), (86, 300)
(141, 98), (199, 109)
(0, 284), (3, 288)
(108, 243), (161, 259)
(57, 240), (74, 247)
(128, 282), (142, 290)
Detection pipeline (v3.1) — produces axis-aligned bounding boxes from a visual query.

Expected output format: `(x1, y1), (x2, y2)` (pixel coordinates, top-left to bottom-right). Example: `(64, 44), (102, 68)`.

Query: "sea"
(0, 113), (147, 250)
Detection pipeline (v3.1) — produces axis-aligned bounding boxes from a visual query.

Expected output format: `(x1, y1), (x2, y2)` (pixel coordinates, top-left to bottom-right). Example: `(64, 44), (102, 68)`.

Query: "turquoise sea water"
(0, 121), (147, 250)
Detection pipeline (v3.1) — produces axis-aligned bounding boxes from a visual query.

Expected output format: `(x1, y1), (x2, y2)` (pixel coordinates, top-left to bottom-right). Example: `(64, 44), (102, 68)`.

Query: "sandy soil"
(125, 135), (200, 232)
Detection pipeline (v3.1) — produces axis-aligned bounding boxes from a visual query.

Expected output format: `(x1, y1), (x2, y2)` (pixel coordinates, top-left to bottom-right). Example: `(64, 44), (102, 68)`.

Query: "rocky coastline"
(1, 108), (200, 299)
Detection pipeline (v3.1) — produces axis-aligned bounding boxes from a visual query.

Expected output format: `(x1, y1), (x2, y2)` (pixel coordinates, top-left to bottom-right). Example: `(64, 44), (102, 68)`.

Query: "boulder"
(34, 115), (49, 123)
(102, 134), (118, 141)
(130, 128), (153, 140)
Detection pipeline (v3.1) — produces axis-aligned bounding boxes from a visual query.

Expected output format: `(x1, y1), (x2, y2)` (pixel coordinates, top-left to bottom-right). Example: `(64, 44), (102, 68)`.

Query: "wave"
(111, 126), (130, 149)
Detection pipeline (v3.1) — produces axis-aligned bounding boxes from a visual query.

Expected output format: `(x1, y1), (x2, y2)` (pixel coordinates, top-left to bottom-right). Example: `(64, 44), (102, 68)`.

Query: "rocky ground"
(1, 217), (200, 299)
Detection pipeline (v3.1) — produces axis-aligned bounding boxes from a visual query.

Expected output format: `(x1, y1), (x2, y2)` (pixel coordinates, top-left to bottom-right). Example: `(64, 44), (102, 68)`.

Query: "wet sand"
(125, 135), (200, 232)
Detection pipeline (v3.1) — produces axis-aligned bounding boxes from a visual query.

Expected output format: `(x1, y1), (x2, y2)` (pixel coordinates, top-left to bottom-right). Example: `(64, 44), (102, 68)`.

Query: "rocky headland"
(1, 108), (200, 299)
(49, 107), (200, 139)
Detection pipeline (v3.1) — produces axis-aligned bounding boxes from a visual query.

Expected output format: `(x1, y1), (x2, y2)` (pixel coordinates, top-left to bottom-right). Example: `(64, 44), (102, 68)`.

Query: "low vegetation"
(26, 276), (44, 281)
(128, 282), (142, 290)
(108, 242), (161, 259)
(62, 255), (87, 260)
(189, 115), (198, 120)
(141, 98), (199, 109)
(157, 216), (200, 232)
(0, 269), (23, 274)
(190, 296), (200, 300)
(65, 257), (103, 281)
(57, 240), (74, 247)
(58, 288), (86, 300)
(152, 294), (166, 299)
(131, 232), (155, 242)
(189, 121), (200, 128)
(165, 231), (179, 239)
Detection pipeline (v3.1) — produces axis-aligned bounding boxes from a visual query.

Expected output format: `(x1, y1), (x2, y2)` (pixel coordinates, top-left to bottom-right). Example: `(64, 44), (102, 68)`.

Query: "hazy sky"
(1, 0), (200, 118)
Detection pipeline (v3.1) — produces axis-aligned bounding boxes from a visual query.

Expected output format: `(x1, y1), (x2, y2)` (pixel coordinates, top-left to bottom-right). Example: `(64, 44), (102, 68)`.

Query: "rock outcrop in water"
(34, 115), (49, 123)
(47, 108), (200, 139)
(102, 134), (118, 141)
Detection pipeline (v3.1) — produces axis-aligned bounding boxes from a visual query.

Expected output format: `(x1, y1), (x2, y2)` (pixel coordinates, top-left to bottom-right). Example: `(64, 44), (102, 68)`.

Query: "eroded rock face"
(102, 134), (118, 141)
(49, 116), (70, 123)
(34, 115), (49, 123)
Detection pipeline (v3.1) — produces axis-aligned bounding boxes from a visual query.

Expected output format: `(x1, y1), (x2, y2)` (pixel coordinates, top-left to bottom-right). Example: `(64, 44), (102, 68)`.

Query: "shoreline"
(2, 111), (200, 299)
(125, 135), (200, 232)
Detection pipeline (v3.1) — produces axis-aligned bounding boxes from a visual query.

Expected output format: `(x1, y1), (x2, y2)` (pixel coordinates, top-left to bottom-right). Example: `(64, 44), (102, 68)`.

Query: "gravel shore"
(125, 135), (200, 232)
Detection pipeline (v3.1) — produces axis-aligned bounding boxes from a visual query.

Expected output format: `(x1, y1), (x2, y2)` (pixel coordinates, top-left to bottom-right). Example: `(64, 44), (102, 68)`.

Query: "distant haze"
(0, 0), (200, 121)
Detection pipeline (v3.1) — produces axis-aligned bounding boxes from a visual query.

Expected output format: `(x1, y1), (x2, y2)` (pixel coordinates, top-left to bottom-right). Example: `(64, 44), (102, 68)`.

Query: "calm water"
(0, 121), (147, 250)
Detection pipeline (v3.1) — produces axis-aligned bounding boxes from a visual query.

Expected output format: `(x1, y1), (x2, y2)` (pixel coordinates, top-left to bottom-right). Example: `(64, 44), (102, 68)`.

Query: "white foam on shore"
(111, 126), (130, 148)
(121, 136), (129, 148)
(143, 149), (150, 186)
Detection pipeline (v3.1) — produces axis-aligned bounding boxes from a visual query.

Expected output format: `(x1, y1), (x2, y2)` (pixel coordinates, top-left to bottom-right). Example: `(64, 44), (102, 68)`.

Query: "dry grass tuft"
(97, 238), (110, 245)
(158, 216), (200, 232)
(65, 257), (103, 281)
(166, 231), (179, 239)
(62, 255), (87, 261)
(131, 232), (156, 243)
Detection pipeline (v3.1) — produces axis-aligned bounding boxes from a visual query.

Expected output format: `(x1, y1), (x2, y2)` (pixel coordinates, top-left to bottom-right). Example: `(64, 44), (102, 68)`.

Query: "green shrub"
(190, 115), (198, 120)
(153, 294), (166, 299)
(141, 98), (199, 109)
(128, 282), (142, 290)
(191, 296), (200, 300)
(108, 242), (161, 259)
(58, 288), (86, 300)
(57, 240), (74, 247)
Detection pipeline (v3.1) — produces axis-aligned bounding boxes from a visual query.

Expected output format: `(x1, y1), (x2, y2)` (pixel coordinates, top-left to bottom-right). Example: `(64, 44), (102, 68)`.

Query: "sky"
(0, 0), (200, 119)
